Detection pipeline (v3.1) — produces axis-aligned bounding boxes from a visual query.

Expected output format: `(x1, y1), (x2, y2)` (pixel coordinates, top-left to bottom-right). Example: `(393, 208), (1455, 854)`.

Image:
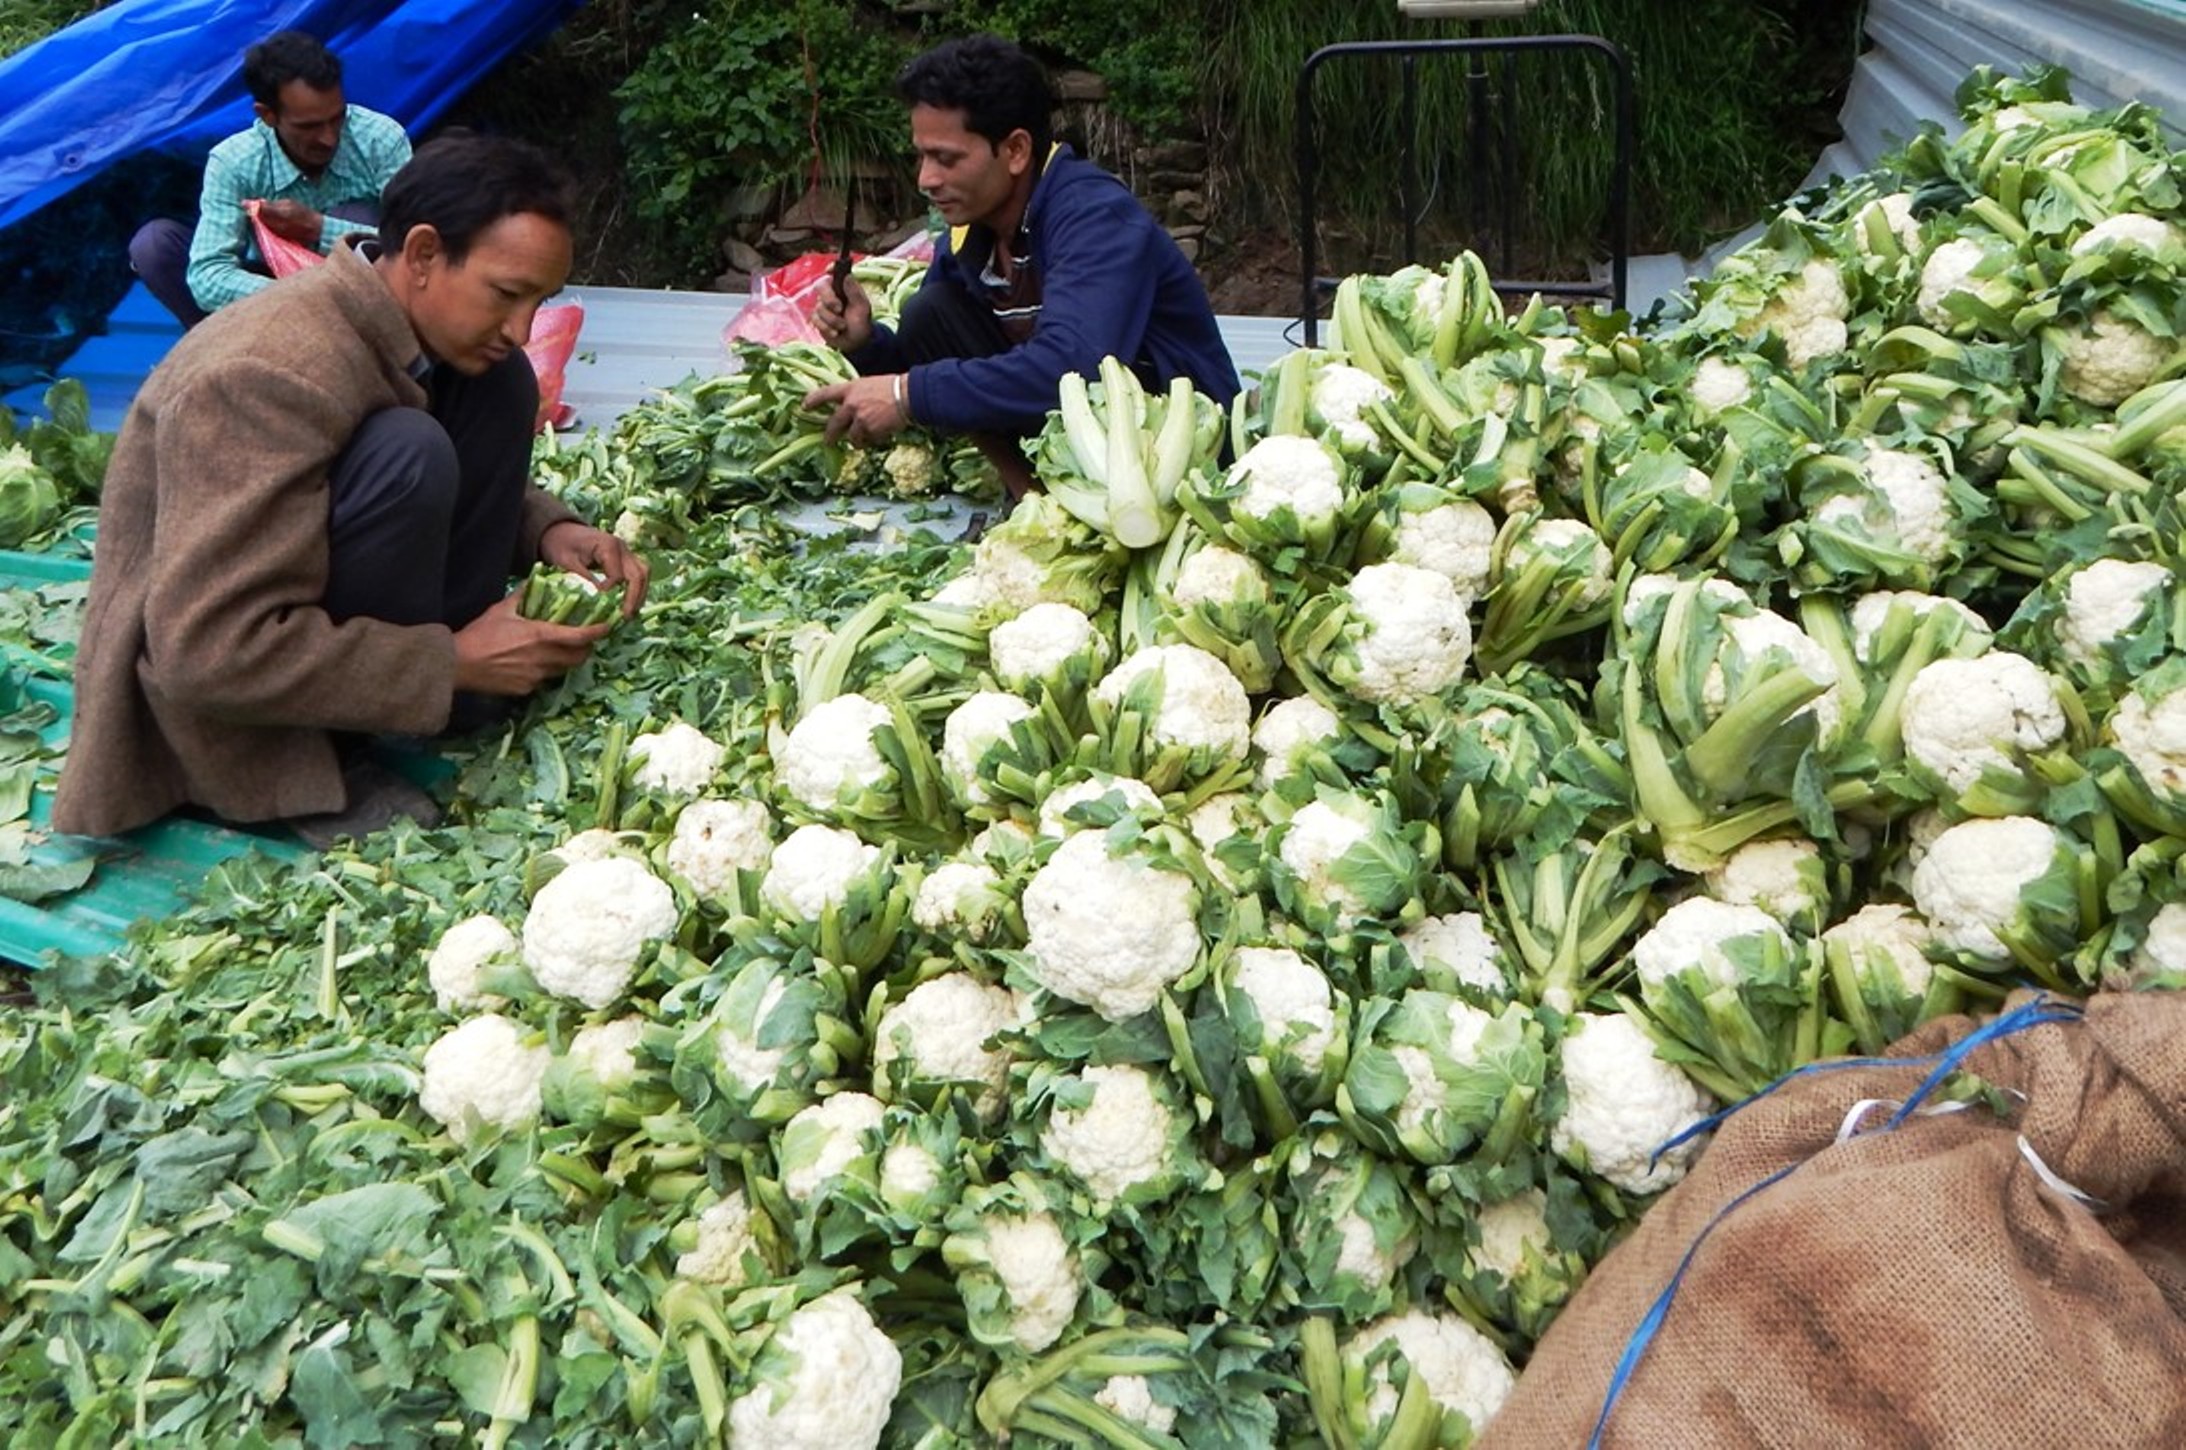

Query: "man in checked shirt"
(129, 30), (411, 327)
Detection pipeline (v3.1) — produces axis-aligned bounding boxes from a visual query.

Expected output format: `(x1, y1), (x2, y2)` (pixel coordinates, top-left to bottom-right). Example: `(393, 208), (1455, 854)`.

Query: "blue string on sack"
(1586, 994), (2084, 1450)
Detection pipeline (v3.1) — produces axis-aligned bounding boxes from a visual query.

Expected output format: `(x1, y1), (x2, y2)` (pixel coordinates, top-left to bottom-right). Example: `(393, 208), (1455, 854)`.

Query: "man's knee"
(331, 409), (460, 529)
(896, 283), (1010, 365)
(128, 219), (188, 277)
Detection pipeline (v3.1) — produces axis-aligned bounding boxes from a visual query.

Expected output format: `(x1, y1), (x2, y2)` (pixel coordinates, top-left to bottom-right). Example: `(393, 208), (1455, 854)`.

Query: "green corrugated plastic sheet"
(0, 548), (304, 970)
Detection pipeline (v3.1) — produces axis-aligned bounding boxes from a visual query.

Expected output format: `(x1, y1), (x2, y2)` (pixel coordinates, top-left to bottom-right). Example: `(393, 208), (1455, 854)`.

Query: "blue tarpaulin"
(0, 0), (584, 232)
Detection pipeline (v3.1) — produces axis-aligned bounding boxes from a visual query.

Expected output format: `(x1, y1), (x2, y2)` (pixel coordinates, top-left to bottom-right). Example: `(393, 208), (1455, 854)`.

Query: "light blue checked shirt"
(185, 105), (411, 314)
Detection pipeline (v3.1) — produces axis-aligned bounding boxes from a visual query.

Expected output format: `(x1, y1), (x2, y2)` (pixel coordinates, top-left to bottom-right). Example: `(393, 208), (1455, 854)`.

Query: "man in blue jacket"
(805, 34), (1239, 497)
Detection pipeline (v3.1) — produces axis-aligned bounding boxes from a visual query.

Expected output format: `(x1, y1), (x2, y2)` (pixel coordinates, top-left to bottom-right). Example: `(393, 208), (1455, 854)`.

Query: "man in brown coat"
(54, 134), (647, 847)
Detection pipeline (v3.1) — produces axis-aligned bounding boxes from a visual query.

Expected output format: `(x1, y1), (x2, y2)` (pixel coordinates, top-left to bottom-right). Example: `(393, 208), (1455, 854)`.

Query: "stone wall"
(709, 68), (1217, 292)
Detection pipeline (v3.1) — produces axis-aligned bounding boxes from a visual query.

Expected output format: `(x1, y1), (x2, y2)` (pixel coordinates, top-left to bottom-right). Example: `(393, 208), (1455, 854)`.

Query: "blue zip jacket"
(856, 148), (1240, 437)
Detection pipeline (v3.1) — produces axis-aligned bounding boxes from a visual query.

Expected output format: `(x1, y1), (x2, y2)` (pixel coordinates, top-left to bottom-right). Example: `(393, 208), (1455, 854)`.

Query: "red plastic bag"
(523, 301), (583, 433)
(246, 199), (326, 278)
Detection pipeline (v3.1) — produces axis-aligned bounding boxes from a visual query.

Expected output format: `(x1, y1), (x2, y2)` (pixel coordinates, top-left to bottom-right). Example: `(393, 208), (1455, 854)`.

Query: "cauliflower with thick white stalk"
(1094, 643), (1252, 764)
(675, 1192), (764, 1285)
(1310, 362), (1395, 452)
(1094, 1376), (1178, 1436)
(2071, 212), (2182, 256)
(2056, 308), (2172, 407)
(1632, 897), (1796, 989)
(1252, 695), (1341, 785)
(2060, 559), (2171, 669)
(941, 690), (1039, 808)
(725, 1287), (901, 1450)
(1911, 815), (2070, 963)
(426, 913), (516, 1012)
(1747, 257), (1849, 368)
(1901, 651), (2065, 796)
(1230, 434), (1345, 528)
(418, 1013), (549, 1142)
(627, 720), (726, 796)
(872, 973), (1023, 1117)
(1343, 1309), (1517, 1443)
(1036, 772), (1164, 837)
(989, 602), (1108, 693)
(1705, 836), (1829, 930)
(1229, 946), (1338, 1071)
(1690, 356), (1754, 415)
(666, 798), (774, 898)
(1552, 1011), (1713, 1194)
(776, 693), (892, 812)
(761, 823), (881, 920)
(1392, 497), (1496, 597)
(1397, 912), (1507, 996)
(521, 856), (678, 1009)
(1339, 561), (1474, 705)
(778, 1092), (886, 1204)
(910, 860), (1007, 942)
(1023, 829), (1200, 1020)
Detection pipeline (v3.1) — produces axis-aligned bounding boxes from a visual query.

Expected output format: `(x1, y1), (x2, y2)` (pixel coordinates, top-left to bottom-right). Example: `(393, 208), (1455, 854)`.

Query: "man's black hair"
(242, 31), (343, 110)
(895, 34), (1053, 158)
(376, 133), (574, 266)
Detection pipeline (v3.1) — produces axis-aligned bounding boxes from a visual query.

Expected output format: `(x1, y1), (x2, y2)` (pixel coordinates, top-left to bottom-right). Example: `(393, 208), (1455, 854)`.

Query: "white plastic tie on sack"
(2016, 1134), (2105, 1212)
(1836, 1096), (1974, 1144)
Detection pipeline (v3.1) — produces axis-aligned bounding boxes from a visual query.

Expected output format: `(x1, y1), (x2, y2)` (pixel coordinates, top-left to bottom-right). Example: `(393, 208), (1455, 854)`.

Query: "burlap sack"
(1479, 991), (2186, 1449)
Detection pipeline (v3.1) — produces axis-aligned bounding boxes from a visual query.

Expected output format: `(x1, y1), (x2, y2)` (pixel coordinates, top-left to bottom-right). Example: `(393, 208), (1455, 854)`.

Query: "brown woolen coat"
(53, 244), (572, 837)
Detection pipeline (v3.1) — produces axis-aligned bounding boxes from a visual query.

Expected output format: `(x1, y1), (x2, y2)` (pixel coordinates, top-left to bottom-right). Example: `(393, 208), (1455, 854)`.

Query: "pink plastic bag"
(246, 199), (326, 278)
(523, 302), (583, 433)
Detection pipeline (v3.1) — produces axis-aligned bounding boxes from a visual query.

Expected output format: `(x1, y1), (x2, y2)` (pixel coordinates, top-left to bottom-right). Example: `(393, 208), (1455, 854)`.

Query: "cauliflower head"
(1341, 561), (1474, 705)
(776, 693), (893, 812)
(418, 1013), (549, 1142)
(761, 823), (882, 921)
(627, 720), (726, 796)
(521, 856), (678, 1009)
(1023, 830), (1201, 1020)
(667, 798), (775, 898)
(426, 913), (517, 1013)
(1551, 1011), (1714, 1194)
(726, 1287), (901, 1450)
(872, 972), (1024, 1117)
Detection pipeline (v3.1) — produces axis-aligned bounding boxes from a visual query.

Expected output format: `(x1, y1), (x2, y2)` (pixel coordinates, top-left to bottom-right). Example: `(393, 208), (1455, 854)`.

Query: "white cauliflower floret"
(2113, 684), (2186, 802)
(1094, 644), (1252, 762)
(1853, 191), (1922, 254)
(1311, 363), (1396, 451)
(1186, 792), (1252, 853)
(567, 1017), (645, 1089)
(1231, 434), (1345, 526)
(1346, 1309), (1517, 1439)
(1623, 571), (1747, 629)
(883, 441), (938, 495)
(676, 1192), (763, 1285)
(910, 860), (1006, 942)
(426, 914), (517, 1012)
(725, 1288), (901, 1450)
(549, 828), (634, 866)
(1036, 773), (1163, 837)
(1038, 1064), (1180, 1207)
(1344, 561), (1474, 705)
(871, 973), (1023, 1116)
(989, 602), (1105, 688)
(1094, 1375), (1179, 1436)
(1023, 830), (1200, 1020)
(1901, 652), (2065, 794)
(776, 693), (893, 811)
(1705, 837), (1827, 928)
(1392, 498), (1497, 597)
(1335, 1207), (1412, 1286)
(1703, 608), (1844, 742)
(1820, 903), (1936, 998)
(1230, 946), (1337, 1071)
(2128, 902), (2186, 984)
(521, 856), (678, 1009)
(931, 571), (988, 609)
(667, 798), (775, 898)
(1850, 591), (1992, 661)
(1279, 799), (1374, 923)
(418, 1013), (549, 1141)
(2071, 212), (2182, 255)
(1846, 448), (1955, 563)
(780, 1092), (887, 1204)
(761, 823), (880, 920)
(1397, 912), (1507, 996)
(1253, 695), (1342, 784)
(1910, 815), (2063, 961)
(1471, 1188), (1552, 1281)
(1916, 237), (1993, 330)
(984, 1213), (1080, 1352)
(1633, 897), (1794, 989)
(2058, 308), (2168, 407)
(716, 977), (789, 1090)
(972, 818), (1036, 861)
(1690, 356), (1754, 415)
(1552, 1011), (1714, 1194)
(942, 691), (1039, 807)
(1750, 257), (1849, 368)
(2060, 559), (2170, 668)
(1514, 518), (1615, 608)
(1172, 544), (1268, 609)
(1534, 334), (1586, 381)
(627, 720), (726, 796)
(880, 1142), (943, 1204)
